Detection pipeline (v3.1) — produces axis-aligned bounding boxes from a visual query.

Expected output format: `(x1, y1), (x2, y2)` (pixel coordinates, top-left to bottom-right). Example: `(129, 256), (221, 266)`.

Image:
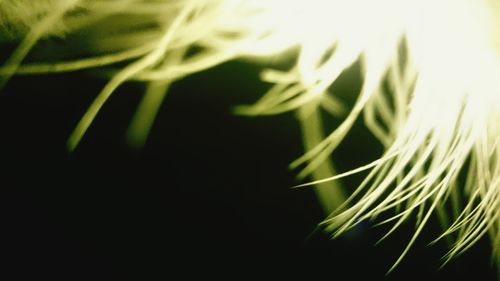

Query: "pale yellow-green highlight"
(1, 0), (498, 272)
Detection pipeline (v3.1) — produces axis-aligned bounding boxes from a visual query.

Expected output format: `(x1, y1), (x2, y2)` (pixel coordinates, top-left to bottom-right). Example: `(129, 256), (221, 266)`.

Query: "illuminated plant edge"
(0, 0), (498, 272)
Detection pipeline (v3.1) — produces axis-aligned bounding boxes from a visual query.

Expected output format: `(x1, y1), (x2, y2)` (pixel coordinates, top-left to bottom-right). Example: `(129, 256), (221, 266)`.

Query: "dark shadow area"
(0, 61), (496, 280)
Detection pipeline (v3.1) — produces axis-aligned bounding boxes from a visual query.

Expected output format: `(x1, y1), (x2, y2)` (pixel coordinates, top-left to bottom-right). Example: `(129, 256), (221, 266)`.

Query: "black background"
(0, 60), (496, 280)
